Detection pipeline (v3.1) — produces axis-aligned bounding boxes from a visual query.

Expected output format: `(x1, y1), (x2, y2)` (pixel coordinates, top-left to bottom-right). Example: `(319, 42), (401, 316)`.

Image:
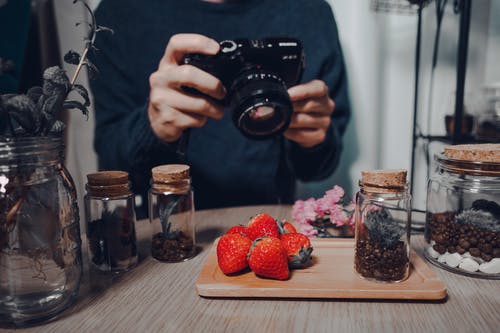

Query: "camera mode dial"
(220, 40), (237, 53)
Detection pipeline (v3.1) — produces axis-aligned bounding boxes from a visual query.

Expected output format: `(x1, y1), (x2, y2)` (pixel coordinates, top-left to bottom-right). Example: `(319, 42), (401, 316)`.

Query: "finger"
(288, 113), (331, 130)
(288, 80), (329, 102)
(160, 34), (220, 68)
(149, 104), (208, 141)
(150, 88), (224, 120)
(284, 128), (327, 148)
(293, 97), (335, 115)
(150, 65), (226, 100)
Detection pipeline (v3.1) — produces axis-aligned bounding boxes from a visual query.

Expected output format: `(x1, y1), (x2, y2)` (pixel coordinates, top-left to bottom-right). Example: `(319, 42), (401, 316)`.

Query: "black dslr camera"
(182, 37), (304, 139)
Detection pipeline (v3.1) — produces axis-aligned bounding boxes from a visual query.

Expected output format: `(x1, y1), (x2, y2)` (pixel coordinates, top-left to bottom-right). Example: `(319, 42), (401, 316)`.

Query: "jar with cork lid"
(425, 144), (500, 278)
(149, 164), (196, 262)
(354, 169), (411, 282)
(84, 171), (138, 275)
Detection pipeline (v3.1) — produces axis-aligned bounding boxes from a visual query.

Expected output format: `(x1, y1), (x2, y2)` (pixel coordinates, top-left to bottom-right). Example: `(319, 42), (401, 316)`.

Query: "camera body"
(183, 37), (304, 139)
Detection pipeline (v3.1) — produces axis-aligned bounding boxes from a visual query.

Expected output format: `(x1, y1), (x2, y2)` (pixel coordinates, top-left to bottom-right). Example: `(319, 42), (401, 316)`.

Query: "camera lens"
(228, 69), (293, 139)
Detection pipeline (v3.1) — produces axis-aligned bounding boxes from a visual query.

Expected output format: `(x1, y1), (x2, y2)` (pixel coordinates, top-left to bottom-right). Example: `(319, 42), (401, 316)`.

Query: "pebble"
(459, 258), (479, 272)
(437, 253), (448, 263)
(434, 250), (500, 275)
(479, 258), (500, 274)
(445, 253), (463, 268)
(426, 246), (440, 259)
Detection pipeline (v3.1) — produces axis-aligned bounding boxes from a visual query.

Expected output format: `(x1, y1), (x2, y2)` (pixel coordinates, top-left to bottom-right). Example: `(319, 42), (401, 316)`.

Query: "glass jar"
(425, 144), (500, 279)
(0, 136), (82, 327)
(148, 164), (196, 262)
(354, 170), (411, 282)
(84, 171), (138, 284)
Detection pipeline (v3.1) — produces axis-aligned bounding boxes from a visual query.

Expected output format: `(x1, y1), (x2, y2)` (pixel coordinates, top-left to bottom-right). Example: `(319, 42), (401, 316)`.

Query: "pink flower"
(315, 197), (328, 217)
(299, 223), (318, 238)
(292, 185), (355, 237)
(292, 198), (317, 225)
(328, 205), (349, 226)
(315, 185), (345, 216)
(324, 185), (345, 204)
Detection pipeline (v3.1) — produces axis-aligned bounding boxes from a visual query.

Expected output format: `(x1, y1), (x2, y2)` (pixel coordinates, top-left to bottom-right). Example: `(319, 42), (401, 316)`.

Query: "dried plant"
(0, 0), (111, 272)
(0, 0), (112, 138)
(455, 209), (500, 232)
(364, 207), (406, 248)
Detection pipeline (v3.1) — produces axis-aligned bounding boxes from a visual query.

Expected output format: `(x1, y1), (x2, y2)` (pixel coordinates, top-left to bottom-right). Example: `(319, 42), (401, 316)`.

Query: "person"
(89, 0), (350, 216)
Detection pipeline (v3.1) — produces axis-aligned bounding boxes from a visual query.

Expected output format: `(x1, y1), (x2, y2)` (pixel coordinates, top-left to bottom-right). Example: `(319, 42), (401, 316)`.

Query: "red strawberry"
(280, 233), (313, 269)
(278, 220), (297, 235)
(216, 234), (252, 275)
(226, 225), (247, 236)
(248, 237), (289, 280)
(246, 213), (279, 241)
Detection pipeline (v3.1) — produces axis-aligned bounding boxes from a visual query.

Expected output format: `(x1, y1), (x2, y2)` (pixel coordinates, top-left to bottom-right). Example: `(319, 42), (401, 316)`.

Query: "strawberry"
(280, 233), (313, 269)
(278, 220), (297, 235)
(246, 213), (279, 241)
(216, 233), (252, 275)
(226, 225), (247, 236)
(248, 237), (289, 280)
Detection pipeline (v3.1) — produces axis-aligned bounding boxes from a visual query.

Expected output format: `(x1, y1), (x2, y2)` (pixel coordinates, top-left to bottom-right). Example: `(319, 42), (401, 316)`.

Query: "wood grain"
(197, 238), (446, 300)
(1, 205), (498, 333)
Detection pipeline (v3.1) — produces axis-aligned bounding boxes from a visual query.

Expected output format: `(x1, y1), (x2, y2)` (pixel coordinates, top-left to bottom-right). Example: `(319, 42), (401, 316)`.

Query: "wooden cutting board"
(196, 238), (447, 300)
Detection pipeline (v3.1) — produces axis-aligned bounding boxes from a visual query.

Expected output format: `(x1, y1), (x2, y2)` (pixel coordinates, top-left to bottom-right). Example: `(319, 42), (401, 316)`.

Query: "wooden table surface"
(1, 205), (499, 333)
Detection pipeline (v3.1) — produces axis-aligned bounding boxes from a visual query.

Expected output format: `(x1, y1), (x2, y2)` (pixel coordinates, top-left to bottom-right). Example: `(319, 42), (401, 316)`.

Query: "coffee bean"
(434, 244), (446, 254)
(458, 240), (470, 250)
(482, 244), (493, 255)
(481, 253), (493, 262)
(469, 248), (481, 257)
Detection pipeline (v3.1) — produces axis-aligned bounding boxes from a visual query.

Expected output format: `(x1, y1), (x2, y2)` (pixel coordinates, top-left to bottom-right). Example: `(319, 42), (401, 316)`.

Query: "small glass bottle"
(149, 164), (196, 262)
(354, 169), (411, 282)
(84, 171), (138, 279)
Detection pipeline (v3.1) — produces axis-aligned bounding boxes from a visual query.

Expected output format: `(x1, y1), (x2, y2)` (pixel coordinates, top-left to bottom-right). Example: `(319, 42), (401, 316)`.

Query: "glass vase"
(0, 136), (82, 327)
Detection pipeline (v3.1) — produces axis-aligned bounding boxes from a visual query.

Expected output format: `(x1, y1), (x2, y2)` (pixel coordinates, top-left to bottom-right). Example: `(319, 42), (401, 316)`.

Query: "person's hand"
(284, 80), (335, 148)
(148, 34), (226, 143)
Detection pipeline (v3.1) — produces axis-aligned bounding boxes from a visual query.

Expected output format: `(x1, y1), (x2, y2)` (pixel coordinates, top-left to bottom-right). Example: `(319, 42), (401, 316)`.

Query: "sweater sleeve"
(287, 3), (350, 182)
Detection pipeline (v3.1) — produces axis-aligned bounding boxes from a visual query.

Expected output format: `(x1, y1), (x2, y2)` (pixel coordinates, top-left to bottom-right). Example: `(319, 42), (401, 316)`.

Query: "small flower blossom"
(292, 185), (355, 238)
(299, 223), (319, 238)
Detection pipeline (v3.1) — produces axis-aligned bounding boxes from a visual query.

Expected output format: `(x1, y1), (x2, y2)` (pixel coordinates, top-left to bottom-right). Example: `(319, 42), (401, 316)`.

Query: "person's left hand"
(284, 80), (335, 148)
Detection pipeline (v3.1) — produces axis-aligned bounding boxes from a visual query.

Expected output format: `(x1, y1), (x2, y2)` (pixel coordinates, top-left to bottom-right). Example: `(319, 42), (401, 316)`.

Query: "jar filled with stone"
(149, 164), (196, 262)
(354, 170), (411, 282)
(425, 144), (500, 278)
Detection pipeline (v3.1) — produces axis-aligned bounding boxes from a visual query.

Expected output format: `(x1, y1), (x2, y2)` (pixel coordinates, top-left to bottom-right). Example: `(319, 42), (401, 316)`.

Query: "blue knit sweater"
(89, 0), (350, 214)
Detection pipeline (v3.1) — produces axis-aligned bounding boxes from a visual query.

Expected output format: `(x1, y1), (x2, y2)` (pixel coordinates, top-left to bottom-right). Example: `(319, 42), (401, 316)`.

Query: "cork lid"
(86, 171), (130, 197)
(152, 164), (190, 182)
(151, 164), (190, 194)
(360, 169), (407, 193)
(444, 144), (500, 163)
(87, 171), (129, 186)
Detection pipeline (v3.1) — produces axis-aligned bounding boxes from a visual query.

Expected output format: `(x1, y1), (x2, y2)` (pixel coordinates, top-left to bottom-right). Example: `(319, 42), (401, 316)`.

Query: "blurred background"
(1, 0), (499, 215)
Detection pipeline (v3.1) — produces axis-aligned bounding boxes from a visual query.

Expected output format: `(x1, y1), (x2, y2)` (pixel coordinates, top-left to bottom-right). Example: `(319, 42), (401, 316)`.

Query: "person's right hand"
(148, 34), (226, 143)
